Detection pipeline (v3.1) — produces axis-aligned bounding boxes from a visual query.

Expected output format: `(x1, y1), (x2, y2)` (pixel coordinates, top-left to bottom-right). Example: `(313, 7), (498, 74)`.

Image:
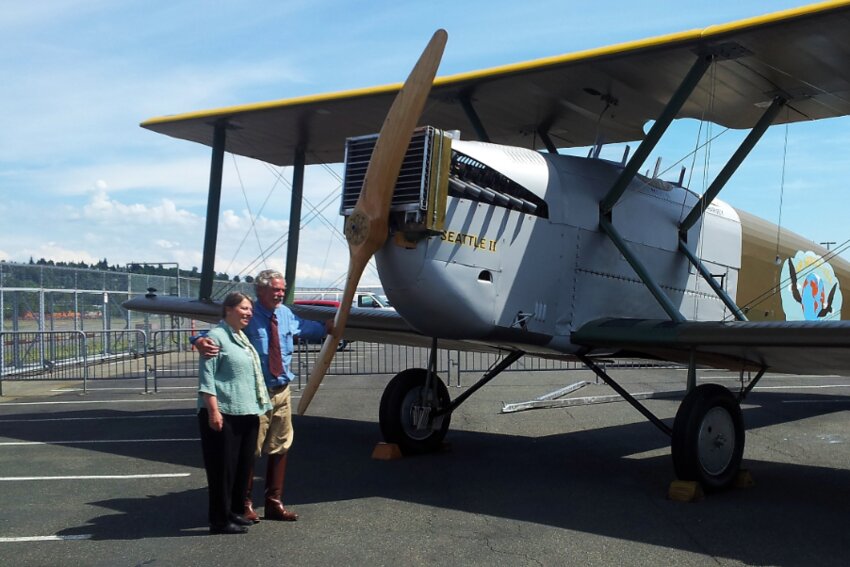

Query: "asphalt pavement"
(1, 367), (849, 566)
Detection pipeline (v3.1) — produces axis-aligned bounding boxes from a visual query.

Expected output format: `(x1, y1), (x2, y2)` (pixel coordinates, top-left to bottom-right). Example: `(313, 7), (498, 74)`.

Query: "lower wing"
(572, 318), (850, 376)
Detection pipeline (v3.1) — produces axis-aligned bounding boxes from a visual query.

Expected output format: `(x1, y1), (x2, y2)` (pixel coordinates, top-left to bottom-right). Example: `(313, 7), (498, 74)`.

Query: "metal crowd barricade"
(1, 331), (87, 389)
(81, 330), (148, 387)
(150, 328), (203, 393)
(0, 329), (147, 394)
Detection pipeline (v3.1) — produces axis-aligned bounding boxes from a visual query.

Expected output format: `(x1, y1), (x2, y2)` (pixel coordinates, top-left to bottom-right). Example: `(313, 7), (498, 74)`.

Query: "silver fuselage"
(376, 140), (742, 355)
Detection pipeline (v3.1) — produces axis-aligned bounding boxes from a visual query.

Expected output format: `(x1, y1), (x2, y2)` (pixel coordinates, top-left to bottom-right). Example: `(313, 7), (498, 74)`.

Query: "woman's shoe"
(229, 514), (253, 527)
(209, 522), (249, 535)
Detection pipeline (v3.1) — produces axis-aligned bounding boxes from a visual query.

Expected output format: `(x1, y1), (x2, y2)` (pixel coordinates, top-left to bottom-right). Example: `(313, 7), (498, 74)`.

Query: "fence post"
(142, 329), (149, 394)
(79, 330), (88, 394)
(38, 289), (46, 370)
(0, 331), (4, 397)
(152, 331), (158, 394)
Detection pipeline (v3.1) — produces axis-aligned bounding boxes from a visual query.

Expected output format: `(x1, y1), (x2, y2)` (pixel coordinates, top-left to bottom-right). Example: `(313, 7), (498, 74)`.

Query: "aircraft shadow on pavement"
(289, 391), (850, 567)
(2, 391), (848, 564)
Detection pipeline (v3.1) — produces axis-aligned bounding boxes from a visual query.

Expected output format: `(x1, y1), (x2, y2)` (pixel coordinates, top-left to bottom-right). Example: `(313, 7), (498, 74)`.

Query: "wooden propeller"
(297, 30), (447, 415)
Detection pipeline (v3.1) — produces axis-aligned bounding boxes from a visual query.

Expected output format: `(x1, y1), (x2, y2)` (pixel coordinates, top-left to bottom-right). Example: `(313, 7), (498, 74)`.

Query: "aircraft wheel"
(379, 368), (451, 455)
(671, 384), (744, 490)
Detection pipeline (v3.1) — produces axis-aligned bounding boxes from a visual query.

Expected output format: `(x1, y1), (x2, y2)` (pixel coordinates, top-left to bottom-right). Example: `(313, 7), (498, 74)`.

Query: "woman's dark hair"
(221, 292), (252, 317)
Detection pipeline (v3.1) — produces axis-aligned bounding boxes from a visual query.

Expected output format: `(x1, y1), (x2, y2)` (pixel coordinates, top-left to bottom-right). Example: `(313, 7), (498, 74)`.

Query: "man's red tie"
(268, 313), (284, 377)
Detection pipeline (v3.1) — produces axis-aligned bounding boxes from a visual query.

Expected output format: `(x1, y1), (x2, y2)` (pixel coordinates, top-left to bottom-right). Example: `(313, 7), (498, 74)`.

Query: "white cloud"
(0, 183), (358, 287)
(82, 190), (199, 226)
(155, 239), (179, 249)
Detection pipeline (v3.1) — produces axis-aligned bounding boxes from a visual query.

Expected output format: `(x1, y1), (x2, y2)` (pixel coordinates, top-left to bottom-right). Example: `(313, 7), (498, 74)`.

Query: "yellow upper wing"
(142, 1), (850, 166)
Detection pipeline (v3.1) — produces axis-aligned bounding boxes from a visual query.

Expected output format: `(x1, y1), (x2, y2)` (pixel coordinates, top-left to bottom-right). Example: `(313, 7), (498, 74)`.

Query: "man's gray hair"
(255, 269), (285, 289)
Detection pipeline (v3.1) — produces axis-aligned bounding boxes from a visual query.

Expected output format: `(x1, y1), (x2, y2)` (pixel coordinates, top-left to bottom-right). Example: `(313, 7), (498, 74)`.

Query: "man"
(196, 269), (331, 522)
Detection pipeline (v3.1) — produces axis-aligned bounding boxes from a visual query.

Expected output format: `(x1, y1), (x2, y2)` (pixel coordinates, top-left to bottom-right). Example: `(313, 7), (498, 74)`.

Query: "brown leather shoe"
(243, 465), (260, 523)
(264, 500), (299, 521)
(264, 454), (299, 521)
(244, 500), (260, 523)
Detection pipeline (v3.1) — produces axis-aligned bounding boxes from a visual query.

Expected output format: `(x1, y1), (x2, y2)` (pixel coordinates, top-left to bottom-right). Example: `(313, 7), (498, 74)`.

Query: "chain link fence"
(0, 262), (252, 334)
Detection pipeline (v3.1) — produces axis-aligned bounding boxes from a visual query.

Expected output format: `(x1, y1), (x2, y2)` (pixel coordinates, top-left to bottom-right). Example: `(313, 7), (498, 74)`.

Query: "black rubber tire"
(379, 368), (451, 455)
(671, 384), (745, 490)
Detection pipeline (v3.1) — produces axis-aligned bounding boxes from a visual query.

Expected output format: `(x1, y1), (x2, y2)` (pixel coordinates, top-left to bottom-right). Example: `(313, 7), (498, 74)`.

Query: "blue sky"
(2, 0), (847, 288)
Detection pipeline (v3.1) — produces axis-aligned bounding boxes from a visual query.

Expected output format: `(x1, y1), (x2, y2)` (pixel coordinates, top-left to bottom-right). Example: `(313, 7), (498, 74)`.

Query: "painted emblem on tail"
(780, 251), (842, 320)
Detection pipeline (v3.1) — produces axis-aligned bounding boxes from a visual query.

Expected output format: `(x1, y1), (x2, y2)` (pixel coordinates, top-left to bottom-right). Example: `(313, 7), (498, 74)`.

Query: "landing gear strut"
(378, 341), (525, 455)
(578, 353), (749, 490)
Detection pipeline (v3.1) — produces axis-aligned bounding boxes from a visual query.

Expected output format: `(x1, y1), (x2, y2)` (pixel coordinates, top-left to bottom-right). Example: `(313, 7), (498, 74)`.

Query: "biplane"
(125, 1), (850, 490)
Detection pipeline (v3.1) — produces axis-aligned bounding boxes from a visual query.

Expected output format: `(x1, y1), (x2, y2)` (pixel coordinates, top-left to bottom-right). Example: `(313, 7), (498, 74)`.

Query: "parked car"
(293, 289), (394, 310)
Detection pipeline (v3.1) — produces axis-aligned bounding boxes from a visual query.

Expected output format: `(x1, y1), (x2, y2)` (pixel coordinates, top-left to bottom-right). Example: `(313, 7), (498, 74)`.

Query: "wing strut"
(679, 242), (748, 321)
(676, 95), (787, 322)
(536, 127), (559, 154)
(199, 121), (227, 302)
(283, 148), (306, 304)
(599, 214), (686, 322)
(600, 53), (713, 215)
(680, 96), (787, 236)
(594, 53), (714, 322)
(460, 94), (491, 142)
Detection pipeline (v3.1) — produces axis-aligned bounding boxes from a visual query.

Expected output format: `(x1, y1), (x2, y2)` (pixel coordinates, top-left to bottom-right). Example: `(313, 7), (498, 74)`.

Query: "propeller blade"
(297, 29), (447, 415)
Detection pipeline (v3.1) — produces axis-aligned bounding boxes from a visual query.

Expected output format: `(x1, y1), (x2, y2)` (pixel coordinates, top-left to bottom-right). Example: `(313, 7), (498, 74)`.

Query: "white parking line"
(0, 473), (191, 481)
(0, 438), (198, 446)
(0, 535), (92, 542)
(783, 399), (850, 404)
(52, 386), (196, 392)
(0, 413), (195, 423)
(753, 384), (850, 390)
(0, 398), (195, 406)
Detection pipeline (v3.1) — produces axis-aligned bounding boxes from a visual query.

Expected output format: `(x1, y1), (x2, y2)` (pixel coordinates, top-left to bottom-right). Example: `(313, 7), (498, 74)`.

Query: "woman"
(198, 292), (272, 535)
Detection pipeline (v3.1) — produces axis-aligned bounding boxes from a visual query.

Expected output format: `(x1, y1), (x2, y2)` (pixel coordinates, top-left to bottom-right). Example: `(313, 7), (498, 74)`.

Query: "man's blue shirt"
(245, 301), (326, 389)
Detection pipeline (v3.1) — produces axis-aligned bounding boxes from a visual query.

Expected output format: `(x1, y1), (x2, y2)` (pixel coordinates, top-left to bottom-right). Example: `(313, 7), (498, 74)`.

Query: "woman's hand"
(202, 394), (224, 431)
(208, 409), (224, 431)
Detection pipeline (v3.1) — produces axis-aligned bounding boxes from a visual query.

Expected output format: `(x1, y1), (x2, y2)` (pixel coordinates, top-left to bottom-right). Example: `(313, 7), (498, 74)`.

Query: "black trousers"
(198, 409), (259, 527)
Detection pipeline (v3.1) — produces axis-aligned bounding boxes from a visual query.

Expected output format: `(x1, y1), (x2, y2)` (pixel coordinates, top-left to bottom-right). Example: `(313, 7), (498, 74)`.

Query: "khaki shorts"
(257, 386), (294, 456)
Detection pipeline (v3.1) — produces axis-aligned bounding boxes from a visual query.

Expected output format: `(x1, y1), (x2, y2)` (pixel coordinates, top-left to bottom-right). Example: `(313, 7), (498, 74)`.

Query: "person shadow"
(56, 488), (209, 540)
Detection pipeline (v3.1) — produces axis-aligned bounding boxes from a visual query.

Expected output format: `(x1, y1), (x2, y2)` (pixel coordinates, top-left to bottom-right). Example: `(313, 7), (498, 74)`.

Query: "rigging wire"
(693, 61), (717, 320)
(210, 141), (380, 298)
(319, 229), (335, 287)
(774, 114), (790, 261)
(678, 62), (712, 224)
(214, 191), (345, 298)
(220, 154), (270, 278)
(659, 127), (730, 181)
